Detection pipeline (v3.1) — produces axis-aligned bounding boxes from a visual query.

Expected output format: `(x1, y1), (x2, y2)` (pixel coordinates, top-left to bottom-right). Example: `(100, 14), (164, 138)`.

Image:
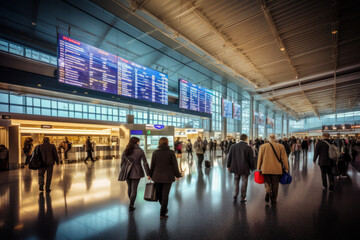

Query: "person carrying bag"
(118, 137), (150, 211)
(150, 137), (182, 219)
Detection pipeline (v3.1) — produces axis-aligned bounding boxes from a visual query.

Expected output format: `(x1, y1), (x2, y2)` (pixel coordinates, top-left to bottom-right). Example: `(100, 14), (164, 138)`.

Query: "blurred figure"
(186, 139), (193, 159)
(84, 136), (94, 163)
(0, 145), (9, 170)
(203, 137), (208, 153)
(209, 139), (214, 153)
(281, 138), (291, 158)
(227, 134), (254, 202)
(174, 137), (183, 160)
(313, 133), (335, 191)
(58, 137), (72, 160)
(38, 137), (60, 192)
(194, 137), (205, 168)
(257, 134), (289, 204)
(150, 137), (182, 219)
(23, 137), (33, 166)
(122, 137), (150, 211)
(294, 139), (302, 161)
(214, 140), (217, 153)
(301, 137), (309, 159)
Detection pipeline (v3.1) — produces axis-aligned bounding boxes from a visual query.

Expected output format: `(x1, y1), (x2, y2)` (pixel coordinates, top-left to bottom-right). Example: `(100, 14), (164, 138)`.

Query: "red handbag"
(254, 171), (265, 184)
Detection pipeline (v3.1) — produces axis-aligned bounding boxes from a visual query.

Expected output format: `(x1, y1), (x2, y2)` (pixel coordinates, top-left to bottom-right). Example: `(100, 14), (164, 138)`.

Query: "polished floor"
(1, 146), (360, 240)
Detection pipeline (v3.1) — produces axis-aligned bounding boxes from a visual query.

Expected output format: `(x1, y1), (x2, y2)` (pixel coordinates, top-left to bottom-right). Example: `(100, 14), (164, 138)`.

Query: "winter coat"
(227, 142), (254, 175)
(39, 142), (59, 166)
(121, 145), (150, 179)
(257, 141), (289, 175)
(313, 139), (334, 166)
(194, 140), (205, 154)
(150, 146), (182, 183)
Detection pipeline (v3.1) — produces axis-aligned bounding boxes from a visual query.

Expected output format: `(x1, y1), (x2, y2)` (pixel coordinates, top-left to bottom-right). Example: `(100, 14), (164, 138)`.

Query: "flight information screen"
(222, 99), (233, 118)
(233, 103), (241, 120)
(58, 34), (168, 105)
(179, 79), (213, 114)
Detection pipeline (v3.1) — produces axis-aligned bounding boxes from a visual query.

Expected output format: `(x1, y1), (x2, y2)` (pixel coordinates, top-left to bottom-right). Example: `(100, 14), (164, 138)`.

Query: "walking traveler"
(301, 137), (309, 159)
(38, 137), (60, 192)
(194, 137), (205, 168)
(122, 137), (150, 211)
(174, 138), (183, 159)
(0, 145), (9, 170)
(150, 137), (182, 219)
(313, 133), (335, 191)
(294, 139), (301, 161)
(209, 139), (214, 153)
(58, 137), (72, 160)
(227, 134), (254, 202)
(23, 137), (33, 166)
(257, 134), (289, 204)
(84, 136), (94, 163)
(220, 139), (225, 155)
(214, 140), (217, 153)
(186, 139), (193, 159)
(203, 137), (208, 153)
(281, 138), (291, 158)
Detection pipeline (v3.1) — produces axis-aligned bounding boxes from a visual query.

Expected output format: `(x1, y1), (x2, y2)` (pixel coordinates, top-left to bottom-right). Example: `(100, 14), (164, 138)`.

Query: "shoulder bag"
(269, 143), (292, 184)
(28, 145), (45, 170)
(118, 155), (133, 181)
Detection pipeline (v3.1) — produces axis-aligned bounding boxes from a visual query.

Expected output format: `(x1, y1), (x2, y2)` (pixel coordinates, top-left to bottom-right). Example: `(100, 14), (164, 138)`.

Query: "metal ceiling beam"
(351, 96), (360, 110)
(182, 0), (272, 86)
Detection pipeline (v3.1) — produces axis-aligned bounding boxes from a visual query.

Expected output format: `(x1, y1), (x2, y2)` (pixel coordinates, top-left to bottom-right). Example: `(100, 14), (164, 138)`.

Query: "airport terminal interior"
(0, 0), (360, 239)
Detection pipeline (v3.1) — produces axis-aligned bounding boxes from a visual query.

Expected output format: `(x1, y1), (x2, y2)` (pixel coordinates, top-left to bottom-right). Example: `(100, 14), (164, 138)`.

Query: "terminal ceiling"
(1, 0), (360, 120)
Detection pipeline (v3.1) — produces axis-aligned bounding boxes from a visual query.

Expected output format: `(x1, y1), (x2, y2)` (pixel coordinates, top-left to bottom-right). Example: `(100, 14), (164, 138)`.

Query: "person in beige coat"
(257, 134), (289, 204)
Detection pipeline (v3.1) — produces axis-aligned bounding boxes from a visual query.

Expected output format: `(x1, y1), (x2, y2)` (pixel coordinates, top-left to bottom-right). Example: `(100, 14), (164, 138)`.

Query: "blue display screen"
(58, 34), (168, 105)
(233, 103), (241, 120)
(222, 99), (233, 118)
(130, 130), (143, 135)
(179, 79), (213, 114)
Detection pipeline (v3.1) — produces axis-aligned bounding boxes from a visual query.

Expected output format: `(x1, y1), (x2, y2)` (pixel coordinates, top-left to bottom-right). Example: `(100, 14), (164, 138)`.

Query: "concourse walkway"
(1, 146), (360, 240)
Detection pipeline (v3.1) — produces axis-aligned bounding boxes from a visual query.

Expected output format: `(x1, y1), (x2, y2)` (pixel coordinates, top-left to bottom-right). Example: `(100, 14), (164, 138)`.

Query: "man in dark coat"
(313, 133), (335, 191)
(227, 134), (255, 202)
(39, 137), (59, 192)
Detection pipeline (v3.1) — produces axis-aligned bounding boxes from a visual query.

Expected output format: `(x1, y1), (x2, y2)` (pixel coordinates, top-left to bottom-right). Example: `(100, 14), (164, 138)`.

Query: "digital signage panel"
(179, 79), (213, 114)
(222, 99), (233, 118)
(58, 33), (168, 105)
(233, 103), (241, 120)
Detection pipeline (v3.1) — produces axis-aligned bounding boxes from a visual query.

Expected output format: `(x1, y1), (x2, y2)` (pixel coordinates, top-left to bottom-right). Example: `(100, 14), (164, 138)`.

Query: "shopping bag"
(254, 171), (265, 184)
(280, 171), (292, 184)
(144, 182), (158, 202)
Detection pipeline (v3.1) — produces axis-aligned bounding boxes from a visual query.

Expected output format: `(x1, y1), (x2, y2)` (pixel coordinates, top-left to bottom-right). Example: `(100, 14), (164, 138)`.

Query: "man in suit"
(257, 134), (289, 204)
(313, 132), (335, 191)
(38, 137), (59, 192)
(227, 134), (254, 202)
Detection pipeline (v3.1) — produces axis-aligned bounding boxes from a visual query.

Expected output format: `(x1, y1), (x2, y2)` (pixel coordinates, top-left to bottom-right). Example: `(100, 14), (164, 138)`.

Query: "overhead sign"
(130, 130), (143, 135)
(146, 124), (165, 130)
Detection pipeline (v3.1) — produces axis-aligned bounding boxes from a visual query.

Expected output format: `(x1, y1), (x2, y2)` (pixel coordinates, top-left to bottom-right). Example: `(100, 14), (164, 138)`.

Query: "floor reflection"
(0, 147), (359, 240)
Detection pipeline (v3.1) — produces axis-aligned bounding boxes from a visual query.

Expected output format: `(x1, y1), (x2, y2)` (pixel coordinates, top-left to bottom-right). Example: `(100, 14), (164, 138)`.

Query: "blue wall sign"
(154, 124), (165, 129)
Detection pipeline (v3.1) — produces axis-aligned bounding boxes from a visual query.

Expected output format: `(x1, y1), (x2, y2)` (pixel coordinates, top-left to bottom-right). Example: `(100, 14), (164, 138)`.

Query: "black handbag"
(144, 181), (158, 202)
(28, 145), (45, 170)
(118, 155), (133, 181)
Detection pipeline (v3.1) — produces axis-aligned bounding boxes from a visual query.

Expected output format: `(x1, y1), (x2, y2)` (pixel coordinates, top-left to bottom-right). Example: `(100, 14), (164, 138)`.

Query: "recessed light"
(37, 84), (41, 87)
(332, 30), (338, 34)
(280, 47), (285, 51)
(32, 22), (36, 26)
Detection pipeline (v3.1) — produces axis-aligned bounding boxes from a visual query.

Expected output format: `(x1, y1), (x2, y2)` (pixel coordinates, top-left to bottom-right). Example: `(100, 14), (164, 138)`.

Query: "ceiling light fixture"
(280, 47), (285, 51)
(332, 30), (338, 34)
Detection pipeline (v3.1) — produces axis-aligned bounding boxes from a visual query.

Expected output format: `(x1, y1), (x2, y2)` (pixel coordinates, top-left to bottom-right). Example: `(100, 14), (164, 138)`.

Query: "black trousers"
(320, 166), (334, 189)
(155, 182), (172, 216)
(126, 179), (140, 206)
(187, 150), (193, 158)
(196, 154), (204, 167)
(84, 151), (94, 161)
(38, 165), (54, 190)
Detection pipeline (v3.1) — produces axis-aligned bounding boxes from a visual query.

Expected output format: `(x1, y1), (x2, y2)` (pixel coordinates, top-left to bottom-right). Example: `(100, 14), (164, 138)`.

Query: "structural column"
(281, 114), (284, 138)
(264, 108), (268, 138)
(254, 101), (259, 138)
(249, 96), (254, 140)
(8, 125), (20, 169)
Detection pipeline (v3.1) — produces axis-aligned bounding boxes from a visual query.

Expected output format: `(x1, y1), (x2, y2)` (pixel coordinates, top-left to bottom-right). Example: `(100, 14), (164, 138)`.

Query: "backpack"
(323, 140), (341, 161)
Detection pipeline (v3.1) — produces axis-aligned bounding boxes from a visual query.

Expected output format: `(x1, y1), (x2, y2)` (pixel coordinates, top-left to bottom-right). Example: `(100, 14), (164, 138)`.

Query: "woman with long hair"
(122, 137), (150, 211)
(150, 137), (182, 219)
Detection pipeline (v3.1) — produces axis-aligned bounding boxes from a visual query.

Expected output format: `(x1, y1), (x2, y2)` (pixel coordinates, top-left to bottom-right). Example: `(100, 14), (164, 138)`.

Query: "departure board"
(233, 103), (241, 120)
(222, 99), (233, 118)
(58, 34), (168, 105)
(179, 79), (213, 114)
